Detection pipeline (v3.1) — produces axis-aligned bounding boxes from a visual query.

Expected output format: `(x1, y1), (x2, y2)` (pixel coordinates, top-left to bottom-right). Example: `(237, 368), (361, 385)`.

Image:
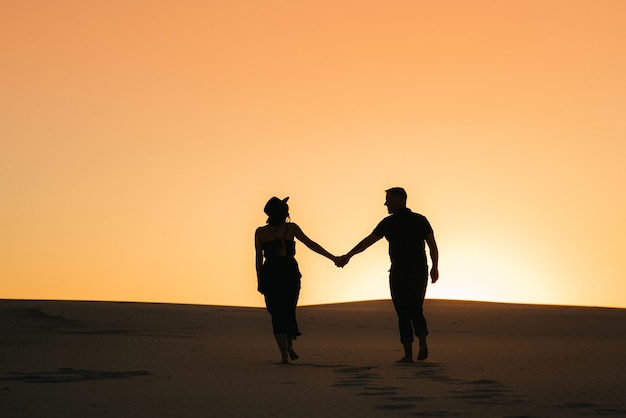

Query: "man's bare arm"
(254, 229), (264, 292)
(337, 233), (382, 267)
(425, 232), (439, 283)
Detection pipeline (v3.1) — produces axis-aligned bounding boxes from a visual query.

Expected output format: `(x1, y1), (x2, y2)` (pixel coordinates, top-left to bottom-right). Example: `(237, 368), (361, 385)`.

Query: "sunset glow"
(2, 1), (625, 308)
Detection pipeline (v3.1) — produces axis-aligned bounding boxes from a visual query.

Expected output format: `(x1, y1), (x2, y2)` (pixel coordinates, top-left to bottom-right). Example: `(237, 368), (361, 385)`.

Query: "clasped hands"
(333, 254), (351, 268)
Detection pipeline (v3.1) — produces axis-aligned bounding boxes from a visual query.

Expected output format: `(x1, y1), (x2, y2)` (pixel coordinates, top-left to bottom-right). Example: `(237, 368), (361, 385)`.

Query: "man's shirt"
(373, 208), (433, 274)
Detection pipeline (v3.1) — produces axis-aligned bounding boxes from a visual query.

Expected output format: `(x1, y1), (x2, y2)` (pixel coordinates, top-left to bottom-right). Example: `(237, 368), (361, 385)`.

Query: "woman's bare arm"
(292, 224), (337, 262)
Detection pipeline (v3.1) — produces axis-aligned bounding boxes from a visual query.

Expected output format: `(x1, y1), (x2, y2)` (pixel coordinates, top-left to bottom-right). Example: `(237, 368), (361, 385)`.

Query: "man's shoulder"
(377, 214), (395, 225)
(399, 210), (432, 231)
(403, 208), (428, 219)
(376, 209), (429, 228)
(373, 215), (392, 234)
(412, 212), (429, 221)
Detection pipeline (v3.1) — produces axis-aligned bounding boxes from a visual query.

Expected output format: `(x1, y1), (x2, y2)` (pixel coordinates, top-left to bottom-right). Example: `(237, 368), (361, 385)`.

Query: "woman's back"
(258, 223), (297, 258)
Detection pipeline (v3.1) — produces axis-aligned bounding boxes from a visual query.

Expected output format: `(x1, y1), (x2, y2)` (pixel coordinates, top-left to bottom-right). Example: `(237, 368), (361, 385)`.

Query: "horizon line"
(2, 297), (624, 311)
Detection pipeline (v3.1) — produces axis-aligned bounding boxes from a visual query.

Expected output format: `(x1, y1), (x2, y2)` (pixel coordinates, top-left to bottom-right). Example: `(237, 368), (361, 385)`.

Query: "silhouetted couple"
(254, 187), (439, 364)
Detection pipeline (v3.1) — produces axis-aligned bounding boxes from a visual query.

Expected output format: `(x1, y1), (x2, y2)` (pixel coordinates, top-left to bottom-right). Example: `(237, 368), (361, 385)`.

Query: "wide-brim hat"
(264, 196), (289, 217)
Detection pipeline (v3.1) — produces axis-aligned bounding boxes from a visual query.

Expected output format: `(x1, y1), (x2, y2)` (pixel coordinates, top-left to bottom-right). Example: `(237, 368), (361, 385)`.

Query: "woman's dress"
(260, 238), (302, 338)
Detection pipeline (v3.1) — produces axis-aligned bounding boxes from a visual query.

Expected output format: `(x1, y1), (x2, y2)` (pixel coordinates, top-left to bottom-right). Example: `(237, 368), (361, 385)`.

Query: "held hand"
(335, 254), (350, 268)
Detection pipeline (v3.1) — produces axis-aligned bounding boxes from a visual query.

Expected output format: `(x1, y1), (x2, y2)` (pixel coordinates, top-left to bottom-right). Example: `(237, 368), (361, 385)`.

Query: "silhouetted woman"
(255, 196), (337, 363)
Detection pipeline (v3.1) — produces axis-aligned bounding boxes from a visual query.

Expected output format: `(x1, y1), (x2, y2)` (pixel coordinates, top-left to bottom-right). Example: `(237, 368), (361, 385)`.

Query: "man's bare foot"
(395, 356), (413, 363)
(288, 349), (299, 361)
(417, 345), (428, 361)
(280, 356), (289, 364)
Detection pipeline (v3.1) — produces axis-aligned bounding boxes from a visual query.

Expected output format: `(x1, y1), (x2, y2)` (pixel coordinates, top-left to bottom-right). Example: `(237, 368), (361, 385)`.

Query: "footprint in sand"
(0, 368), (152, 383)
(447, 379), (520, 406)
(332, 366), (381, 388)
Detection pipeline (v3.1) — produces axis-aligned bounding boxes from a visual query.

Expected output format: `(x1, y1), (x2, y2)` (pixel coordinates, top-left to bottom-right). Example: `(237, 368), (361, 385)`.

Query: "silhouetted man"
(337, 187), (439, 362)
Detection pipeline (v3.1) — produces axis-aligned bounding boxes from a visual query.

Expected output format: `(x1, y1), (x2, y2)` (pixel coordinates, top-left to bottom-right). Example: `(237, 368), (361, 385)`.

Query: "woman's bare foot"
(274, 334), (289, 364)
(288, 349), (299, 361)
(395, 356), (413, 363)
(287, 336), (299, 361)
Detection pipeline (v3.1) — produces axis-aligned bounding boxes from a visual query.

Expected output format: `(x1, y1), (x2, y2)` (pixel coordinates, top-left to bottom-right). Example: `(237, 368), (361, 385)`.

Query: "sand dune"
(1, 299), (625, 417)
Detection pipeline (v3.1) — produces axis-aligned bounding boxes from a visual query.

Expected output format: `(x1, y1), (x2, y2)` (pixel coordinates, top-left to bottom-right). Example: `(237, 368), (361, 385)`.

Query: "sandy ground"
(1, 298), (625, 417)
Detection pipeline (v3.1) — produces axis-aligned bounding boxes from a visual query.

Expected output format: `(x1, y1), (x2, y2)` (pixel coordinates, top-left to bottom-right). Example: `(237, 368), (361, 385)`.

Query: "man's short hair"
(385, 187), (407, 201)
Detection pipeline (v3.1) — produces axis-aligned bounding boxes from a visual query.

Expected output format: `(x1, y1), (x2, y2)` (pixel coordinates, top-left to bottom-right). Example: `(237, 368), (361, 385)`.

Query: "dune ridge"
(1, 298), (625, 417)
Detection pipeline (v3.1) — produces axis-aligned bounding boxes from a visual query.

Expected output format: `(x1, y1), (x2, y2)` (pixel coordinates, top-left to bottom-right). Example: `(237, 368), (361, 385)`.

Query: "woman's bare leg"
(287, 336), (299, 360)
(274, 334), (289, 363)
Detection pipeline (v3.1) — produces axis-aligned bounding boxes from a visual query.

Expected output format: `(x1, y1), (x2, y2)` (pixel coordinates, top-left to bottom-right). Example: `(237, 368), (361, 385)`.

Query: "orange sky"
(2, 1), (625, 308)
